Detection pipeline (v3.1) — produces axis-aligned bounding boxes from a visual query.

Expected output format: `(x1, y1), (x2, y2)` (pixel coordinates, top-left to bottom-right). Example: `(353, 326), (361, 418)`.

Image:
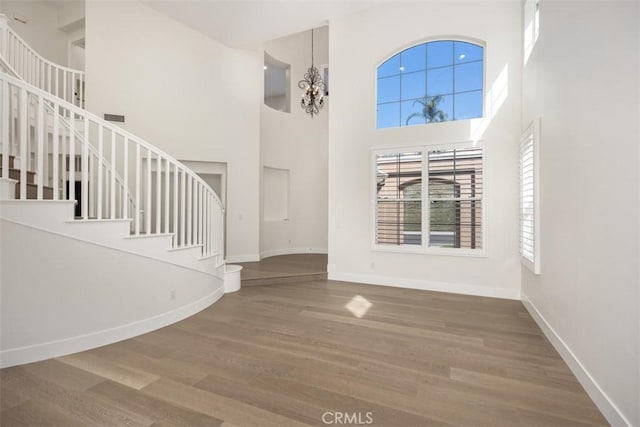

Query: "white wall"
(260, 27), (328, 258)
(0, 0), (68, 64)
(521, 2), (639, 425)
(328, 2), (522, 299)
(56, 0), (84, 32)
(69, 43), (85, 71)
(0, 218), (223, 368)
(84, 1), (261, 262)
(58, 1), (85, 70)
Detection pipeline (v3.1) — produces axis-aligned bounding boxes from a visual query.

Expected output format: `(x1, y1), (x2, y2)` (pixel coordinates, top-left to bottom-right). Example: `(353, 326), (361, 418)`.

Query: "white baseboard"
(0, 287), (224, 369)
(521, 292), (631, 427)
(225, 254), (260, 263)
(328, 271), (520, 300)
(259, 247), (328, 260)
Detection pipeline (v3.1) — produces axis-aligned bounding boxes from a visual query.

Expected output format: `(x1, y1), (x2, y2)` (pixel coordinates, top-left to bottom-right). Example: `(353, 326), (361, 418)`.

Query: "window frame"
(371, 141), (487, 257)
(520, 119), (541, 274)
(375, 37), (487, 130)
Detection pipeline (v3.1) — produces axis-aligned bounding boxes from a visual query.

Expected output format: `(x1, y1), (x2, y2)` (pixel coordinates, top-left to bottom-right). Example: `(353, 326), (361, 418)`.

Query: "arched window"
(377, 40), (484, 129)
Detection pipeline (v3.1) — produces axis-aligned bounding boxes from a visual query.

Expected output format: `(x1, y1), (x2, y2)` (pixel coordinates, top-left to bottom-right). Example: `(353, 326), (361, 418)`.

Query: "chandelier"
(298, 29), (326, 117)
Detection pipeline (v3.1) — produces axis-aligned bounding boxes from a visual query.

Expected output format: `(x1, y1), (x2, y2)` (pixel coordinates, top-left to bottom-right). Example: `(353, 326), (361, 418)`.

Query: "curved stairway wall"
(0, 14), (228, 367)
(1, 210), (224, 368)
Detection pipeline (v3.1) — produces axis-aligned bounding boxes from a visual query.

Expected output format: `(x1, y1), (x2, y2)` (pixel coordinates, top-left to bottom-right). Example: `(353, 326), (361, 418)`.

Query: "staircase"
(0, 15), (228, 367)
(0, 153), (53, 199)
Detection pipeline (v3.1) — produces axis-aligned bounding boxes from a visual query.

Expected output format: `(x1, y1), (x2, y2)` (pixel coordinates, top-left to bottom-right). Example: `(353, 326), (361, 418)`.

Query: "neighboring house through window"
(374, 144), (484, 253)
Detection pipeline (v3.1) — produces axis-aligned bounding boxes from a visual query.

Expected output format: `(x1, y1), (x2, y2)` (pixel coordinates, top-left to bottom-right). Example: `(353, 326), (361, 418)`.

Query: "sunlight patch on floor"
(345, 295), (372, 318)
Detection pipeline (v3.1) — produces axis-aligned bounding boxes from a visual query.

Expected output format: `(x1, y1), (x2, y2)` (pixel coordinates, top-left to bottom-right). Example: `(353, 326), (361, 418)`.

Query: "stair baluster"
(0, 47), (225, 266)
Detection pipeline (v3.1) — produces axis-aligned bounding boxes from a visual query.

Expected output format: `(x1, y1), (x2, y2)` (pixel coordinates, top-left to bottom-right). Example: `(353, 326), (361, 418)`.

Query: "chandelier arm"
(299, 28), (325, 117)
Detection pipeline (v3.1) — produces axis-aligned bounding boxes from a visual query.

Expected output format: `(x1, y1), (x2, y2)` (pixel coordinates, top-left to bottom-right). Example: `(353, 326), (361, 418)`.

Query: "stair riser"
(0, 154), (15, 169)
(241, 273), (328, 287)
(0, 168), (35, 184)
(15, 183), (54, 200)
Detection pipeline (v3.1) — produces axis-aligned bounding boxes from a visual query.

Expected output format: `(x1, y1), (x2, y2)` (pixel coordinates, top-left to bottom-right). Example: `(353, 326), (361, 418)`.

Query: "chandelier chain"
(298, 28), (325, 117)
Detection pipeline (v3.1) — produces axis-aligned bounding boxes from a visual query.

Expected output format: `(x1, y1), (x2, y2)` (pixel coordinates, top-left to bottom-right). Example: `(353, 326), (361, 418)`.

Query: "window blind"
(520, 120), (540, 273)
(375, 152), (422, 245)
(428, 147), (483, 249)
(374, 146), (484, 251)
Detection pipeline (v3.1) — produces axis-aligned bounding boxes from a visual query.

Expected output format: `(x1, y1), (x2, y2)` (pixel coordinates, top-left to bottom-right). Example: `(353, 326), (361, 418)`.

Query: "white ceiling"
(142, 0), (375, 49)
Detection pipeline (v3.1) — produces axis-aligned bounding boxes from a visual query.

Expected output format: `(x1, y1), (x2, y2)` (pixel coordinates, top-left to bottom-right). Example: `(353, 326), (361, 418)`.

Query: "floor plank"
(0, 267), (607, 426)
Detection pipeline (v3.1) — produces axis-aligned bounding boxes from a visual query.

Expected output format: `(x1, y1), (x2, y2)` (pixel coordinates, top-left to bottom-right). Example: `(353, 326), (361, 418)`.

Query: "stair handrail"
(1, 72), (225, 263)
(0, 48), (20, 79)
(0, 14), (85, 107)
(44, 101), (137, 217)
(1, 53), (136, 221)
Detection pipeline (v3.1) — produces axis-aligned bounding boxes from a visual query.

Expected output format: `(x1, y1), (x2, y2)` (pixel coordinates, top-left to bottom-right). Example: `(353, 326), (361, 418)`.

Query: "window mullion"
(422, 150), (429, 248)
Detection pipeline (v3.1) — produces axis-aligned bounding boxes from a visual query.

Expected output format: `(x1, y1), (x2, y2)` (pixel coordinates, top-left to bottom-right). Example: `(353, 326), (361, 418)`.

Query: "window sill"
(521, 256), (540, 274)
(372, 244), (487, 258)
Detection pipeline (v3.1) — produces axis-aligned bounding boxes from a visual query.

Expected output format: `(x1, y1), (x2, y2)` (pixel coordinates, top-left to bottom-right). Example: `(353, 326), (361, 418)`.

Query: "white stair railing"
(0, 14), (84, 108)
(47, 101), (136, 223)
(1, 73), (225, 265)
(1, 53), (136, 225)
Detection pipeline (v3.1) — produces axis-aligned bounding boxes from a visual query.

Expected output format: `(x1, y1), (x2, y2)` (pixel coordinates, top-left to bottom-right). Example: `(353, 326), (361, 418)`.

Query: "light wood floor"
(238, 254), (327, 286)
(1, 279), (607, 426)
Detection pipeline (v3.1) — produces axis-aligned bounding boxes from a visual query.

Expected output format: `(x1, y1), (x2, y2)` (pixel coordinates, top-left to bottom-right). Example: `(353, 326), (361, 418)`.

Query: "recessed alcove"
(264, 52), (290, 113)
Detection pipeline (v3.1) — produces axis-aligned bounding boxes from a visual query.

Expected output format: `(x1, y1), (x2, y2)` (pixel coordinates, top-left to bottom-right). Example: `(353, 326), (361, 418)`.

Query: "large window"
(520, 120), (540, 273)
(377, 40), (484, 129)
(374, 145), (484, 252)
(523, 0), (540, 64)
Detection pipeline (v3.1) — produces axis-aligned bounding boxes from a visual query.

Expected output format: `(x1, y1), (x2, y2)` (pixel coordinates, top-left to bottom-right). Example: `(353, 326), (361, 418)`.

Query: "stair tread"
(127, 232), (174, 238)
(241, 272), (327, 287)
(1, 167), (36, 184)
(71, 217), (131, 221)
(242, 271), (327, 280)
(0, 167), (34, 173)
(17, 182), (54, 189)
(168, 243), (204, 250)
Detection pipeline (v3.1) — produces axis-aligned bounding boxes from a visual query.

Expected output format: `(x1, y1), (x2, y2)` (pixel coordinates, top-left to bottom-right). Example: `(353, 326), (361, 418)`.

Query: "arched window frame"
(376, 37), (486, 129)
